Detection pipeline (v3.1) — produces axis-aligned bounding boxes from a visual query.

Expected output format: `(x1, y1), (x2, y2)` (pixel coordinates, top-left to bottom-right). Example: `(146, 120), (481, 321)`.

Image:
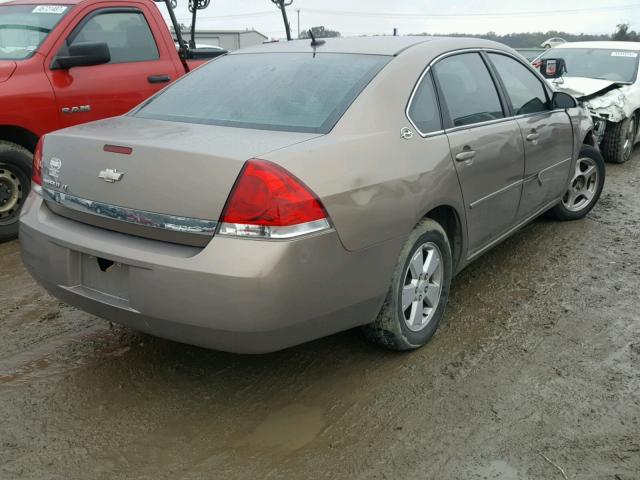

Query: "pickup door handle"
(148, 74), (171, 84)
(526, 132), (540, 141)
(455, 150), (477, 162)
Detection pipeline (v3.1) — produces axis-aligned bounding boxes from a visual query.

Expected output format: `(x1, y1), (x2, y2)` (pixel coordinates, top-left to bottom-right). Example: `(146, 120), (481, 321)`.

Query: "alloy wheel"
(401, 242), (444, 332)
(562, 157), (599, 212)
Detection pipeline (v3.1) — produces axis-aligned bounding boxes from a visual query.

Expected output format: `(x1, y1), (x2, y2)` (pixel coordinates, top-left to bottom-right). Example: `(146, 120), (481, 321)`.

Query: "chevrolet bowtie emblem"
(98, 168), (124, 183)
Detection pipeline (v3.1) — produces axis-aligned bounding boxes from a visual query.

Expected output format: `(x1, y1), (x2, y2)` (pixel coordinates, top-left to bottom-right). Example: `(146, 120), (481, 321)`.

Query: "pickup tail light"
(218, 159), (330, 239)
(32, 137), (44, 189)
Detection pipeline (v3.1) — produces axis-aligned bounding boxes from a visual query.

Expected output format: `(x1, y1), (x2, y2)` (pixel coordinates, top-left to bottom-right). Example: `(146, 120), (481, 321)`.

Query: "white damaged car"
(535, 41), (640, 163)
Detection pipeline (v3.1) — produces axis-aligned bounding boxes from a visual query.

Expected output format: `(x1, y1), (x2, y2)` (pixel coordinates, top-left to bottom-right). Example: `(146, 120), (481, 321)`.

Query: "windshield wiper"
(0, 24), (51, 33)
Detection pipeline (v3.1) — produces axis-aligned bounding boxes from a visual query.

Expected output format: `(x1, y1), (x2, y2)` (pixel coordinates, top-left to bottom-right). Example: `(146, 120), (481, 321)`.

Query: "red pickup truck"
(0, 0), (223, 240)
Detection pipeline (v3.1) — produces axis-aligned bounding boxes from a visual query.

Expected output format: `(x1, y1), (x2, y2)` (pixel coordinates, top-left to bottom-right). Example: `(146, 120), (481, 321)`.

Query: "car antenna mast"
(308, 29), (325, 47)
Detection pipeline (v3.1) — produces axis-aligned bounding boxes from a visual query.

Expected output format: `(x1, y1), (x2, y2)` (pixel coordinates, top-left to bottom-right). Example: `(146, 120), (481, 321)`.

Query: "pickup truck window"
(67, 11), (159, 64)
(134, 52), (390, 134)
(0, 5), (70, 60)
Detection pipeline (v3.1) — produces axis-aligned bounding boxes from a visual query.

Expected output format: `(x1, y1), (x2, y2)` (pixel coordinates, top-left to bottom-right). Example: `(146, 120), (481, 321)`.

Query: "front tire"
(547, 144), (605, 221)
(363, 219), (452, 351)
(602, 116), (636, 164)
(0, 141), (32, 242)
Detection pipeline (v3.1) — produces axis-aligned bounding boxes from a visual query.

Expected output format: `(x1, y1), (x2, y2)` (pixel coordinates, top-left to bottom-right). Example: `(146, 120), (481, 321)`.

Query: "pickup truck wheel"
(602, 116), (636, 164)
(363, 219), (452, 351)
(547, 144), (605, 221)
(0, 141), (32, 242)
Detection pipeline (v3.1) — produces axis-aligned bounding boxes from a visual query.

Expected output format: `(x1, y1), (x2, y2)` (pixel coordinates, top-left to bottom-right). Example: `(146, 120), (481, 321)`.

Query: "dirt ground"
(1, 151), (639, 480)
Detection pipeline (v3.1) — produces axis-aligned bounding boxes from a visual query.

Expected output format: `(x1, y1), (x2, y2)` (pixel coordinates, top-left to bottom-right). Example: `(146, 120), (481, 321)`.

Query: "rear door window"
(488, 53), (550, 115)
(433, 53), (505, 127)
(408, 71), (442, 134)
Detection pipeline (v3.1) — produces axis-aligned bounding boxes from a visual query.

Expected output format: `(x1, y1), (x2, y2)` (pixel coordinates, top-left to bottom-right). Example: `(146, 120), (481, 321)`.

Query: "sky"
(159, 0), (640, 39)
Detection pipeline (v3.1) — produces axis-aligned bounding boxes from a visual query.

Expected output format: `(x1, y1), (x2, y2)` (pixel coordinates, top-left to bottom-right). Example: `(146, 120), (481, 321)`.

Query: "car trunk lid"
(41, 116), (322, 246)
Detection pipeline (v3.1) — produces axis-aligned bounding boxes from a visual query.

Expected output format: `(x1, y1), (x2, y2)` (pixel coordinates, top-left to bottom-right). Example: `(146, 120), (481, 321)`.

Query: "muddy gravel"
(1, 152), (639, 480)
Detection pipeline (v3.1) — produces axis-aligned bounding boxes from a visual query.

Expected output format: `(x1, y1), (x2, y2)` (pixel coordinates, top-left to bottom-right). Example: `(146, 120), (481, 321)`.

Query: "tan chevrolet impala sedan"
(20, 36), (605, 353)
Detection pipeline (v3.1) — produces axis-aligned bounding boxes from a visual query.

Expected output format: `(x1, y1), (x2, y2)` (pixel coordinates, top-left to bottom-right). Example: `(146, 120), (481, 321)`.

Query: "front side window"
(134, 53), (390, 134)
(67, 11), (159, 64)
(0, 5), (71, 60)
(408, 71), (442, 134)
(489, 53), (549, 115)
(433, 53), (504, 127)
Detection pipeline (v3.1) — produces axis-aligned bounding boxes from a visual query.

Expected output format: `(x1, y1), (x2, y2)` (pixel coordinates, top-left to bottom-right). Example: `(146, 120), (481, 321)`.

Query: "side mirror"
(552, 91), (578, 109)
(539, 58), (566, 79)
(51, 42), (110, 70)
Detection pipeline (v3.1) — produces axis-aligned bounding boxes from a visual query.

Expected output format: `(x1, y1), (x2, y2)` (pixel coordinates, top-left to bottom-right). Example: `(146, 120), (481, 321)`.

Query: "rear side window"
(433, 53), (504, 127)
(488, 53), (549, 115)
(68, 11), (159, 63)
(135, 53), (390, 134)
(408, 71), (442, 134)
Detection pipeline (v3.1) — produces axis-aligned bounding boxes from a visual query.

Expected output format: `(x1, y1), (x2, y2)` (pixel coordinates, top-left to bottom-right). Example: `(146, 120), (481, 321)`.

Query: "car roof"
(552, 41), (640, 51)
(233, 36), (512, 57)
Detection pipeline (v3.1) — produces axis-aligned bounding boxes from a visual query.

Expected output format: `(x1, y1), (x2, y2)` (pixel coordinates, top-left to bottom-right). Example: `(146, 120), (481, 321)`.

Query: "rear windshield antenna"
(309, 30), (325, 47)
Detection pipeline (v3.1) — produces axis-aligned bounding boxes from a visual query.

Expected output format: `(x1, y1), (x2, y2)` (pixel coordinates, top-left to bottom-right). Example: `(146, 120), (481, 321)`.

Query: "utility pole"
(297, 9), (300, 39)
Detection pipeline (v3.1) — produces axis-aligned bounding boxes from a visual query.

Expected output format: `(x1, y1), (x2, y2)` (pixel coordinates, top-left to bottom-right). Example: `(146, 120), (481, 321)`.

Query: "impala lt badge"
(98, 168), (124, 183)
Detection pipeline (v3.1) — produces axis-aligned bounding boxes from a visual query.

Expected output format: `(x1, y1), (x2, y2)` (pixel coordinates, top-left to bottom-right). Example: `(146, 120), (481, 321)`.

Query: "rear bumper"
(19, 193), (400, 353)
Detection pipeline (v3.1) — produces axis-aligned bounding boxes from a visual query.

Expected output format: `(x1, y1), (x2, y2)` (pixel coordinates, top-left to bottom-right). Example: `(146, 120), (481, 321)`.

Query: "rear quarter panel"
(265, 43), (467, 255)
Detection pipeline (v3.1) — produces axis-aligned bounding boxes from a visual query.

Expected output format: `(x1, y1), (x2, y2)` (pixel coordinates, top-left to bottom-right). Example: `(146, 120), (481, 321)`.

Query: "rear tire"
(547, 144), (605, 221)
(0, 141), (32, 242)
(601, 116), (636, 164)
(363, 219), (452, 351)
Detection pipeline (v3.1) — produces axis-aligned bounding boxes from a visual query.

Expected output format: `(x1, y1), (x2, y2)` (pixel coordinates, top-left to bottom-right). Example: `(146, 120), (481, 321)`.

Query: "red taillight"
(219, 159), (329, 238)
(32, 137), (43, 186)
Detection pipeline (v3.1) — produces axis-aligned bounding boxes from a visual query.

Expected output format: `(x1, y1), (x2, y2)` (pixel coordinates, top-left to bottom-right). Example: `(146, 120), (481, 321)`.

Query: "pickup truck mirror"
(551, 91), (578, 109)
(51, 42), (111, 70)
(539, 58), (567, 79)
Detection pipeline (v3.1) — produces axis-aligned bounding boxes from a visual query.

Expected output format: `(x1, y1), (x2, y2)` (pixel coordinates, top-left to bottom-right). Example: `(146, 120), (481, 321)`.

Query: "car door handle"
(526, 132), (540, 141)
(148, 74), (171, 84)
(455, 150), (477, 162)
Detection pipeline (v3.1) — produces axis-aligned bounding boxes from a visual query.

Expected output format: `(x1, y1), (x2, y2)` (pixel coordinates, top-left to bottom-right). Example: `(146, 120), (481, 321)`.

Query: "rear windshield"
(134, 52), (391, 134)
(540, 47), (639, 83)
(0, 4), (71, 60)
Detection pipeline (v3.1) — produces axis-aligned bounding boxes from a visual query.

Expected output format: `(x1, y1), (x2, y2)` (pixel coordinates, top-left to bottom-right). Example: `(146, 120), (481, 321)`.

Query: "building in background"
(173, 28), (268, 50)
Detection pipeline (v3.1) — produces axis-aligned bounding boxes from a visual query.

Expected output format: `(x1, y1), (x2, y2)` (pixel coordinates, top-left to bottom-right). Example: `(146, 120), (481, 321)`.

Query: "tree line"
(422, 24), (638, 47)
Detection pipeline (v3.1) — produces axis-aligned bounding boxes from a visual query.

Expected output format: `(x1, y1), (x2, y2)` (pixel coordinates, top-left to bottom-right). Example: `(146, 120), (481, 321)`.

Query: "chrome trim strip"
(42, 187), (217, 236)
(217, 219), (331, 239)
(523, 157), (572, 184)
(469, 179), (524, 209)
(445, 117), (513, 134)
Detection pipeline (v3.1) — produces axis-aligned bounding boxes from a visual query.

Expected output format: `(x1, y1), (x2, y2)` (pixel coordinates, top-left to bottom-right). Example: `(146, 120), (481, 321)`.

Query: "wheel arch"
(0, 125), (39, 154)
(422, 204), (463, 273)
